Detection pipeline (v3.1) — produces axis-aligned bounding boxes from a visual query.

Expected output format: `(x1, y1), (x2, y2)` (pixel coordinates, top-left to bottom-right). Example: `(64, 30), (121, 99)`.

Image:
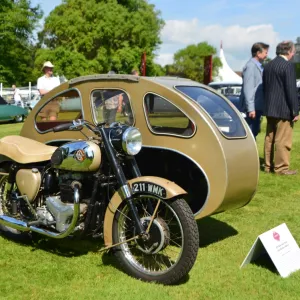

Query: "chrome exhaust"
(0, 215), (31, 232)
(0, 186), (80, 239)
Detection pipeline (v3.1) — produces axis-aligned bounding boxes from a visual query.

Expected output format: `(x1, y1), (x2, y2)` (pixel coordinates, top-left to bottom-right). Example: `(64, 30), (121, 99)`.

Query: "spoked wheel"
(112, 196), (199, 285)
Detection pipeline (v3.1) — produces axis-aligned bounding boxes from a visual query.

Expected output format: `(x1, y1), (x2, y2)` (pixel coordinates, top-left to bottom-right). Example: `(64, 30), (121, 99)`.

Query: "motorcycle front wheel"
(112, 196), (199, 285)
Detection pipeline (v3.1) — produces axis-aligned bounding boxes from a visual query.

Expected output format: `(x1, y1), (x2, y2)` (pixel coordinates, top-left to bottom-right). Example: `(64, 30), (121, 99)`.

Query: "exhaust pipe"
(0, 186), (80, 239)
(0, 215), (31, 232)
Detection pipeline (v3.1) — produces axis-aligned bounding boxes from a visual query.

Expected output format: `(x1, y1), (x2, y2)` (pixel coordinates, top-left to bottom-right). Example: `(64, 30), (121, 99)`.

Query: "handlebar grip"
(52, 123), (73, 132)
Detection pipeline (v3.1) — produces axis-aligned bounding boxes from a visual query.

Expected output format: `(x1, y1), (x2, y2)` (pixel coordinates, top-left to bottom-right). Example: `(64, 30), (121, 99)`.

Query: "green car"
(0, 96), (29, 123)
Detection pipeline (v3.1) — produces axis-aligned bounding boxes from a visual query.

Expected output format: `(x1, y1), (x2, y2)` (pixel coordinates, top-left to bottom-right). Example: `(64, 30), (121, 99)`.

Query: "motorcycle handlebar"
(52, 119), (101, 133)
(52, 123), (73, 132)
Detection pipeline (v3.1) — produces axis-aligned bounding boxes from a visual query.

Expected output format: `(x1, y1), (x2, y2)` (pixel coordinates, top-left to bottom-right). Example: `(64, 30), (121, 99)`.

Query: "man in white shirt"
(37, 61), (60, 96)
(12, 84), (24, 107)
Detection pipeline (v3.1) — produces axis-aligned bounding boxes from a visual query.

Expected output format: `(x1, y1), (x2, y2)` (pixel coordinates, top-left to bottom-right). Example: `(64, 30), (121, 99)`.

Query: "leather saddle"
(0, 135), (57, 164)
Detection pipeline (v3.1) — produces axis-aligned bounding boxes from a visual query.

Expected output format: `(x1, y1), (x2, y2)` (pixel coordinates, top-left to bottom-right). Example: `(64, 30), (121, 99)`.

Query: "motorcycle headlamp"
(109, 125), (142, 156)
(121, 127), (142, 155)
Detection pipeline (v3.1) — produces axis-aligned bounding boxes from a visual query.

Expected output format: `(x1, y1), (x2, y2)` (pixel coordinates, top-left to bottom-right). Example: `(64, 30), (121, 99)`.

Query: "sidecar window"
(143, 93), (195, 138)
(175, 86), (247, 138)
(91, 89), (134, 126)
(35, 89), (82, 132)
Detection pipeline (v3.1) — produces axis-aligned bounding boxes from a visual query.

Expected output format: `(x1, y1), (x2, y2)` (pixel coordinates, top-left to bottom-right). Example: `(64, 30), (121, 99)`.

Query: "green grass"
(1, 119), (300, 299)
(148, 116), (189, 128)
(0, 123), (23, 138)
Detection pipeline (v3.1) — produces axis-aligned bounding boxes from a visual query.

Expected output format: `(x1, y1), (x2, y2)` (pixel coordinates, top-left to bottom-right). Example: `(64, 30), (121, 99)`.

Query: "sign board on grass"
(240, 223), (300, 278)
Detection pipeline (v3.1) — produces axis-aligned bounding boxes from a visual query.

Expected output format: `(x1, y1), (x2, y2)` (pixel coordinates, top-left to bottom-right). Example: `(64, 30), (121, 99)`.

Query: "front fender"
(103, 176), (187, 247)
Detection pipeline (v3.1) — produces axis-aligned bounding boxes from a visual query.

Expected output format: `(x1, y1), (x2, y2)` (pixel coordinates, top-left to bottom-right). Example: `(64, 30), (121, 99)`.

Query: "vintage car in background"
(208, 82), (244, 114)
(24, 93), (42, 110)
(20, 74), (259, 220)
(0, 95), (29, 123)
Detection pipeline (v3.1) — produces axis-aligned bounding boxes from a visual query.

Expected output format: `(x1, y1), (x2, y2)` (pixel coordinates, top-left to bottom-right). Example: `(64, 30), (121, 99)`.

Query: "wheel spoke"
(146, 199), (161, 233)
(116, 196), (184, 275)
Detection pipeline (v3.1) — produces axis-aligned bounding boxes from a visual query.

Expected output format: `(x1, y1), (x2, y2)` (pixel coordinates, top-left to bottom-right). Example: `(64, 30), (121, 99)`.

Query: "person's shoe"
(277, 170), (298, 175)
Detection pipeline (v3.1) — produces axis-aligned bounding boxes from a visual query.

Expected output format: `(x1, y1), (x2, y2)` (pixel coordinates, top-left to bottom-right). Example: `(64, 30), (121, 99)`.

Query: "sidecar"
(20, 74), (259, 220)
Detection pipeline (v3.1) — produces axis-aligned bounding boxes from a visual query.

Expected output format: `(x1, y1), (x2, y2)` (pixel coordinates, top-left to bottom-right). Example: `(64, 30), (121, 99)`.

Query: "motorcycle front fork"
(99, 127), (146, 235)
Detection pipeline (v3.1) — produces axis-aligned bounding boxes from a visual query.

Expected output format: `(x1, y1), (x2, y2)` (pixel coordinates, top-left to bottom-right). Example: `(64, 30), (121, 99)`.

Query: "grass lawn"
(1, 119), (300, 299)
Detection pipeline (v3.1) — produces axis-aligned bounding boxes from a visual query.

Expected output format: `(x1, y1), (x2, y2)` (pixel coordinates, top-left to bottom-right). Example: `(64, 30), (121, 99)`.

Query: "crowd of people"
(240, 41), (299, 175)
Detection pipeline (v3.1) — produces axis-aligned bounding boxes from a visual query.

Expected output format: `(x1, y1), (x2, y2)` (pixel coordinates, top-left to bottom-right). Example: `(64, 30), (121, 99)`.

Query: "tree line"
(0, 0), (221, 86)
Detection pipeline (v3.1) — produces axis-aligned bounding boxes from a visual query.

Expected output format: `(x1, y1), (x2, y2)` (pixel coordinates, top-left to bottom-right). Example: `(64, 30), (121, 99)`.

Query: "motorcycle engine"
(45, 195), (75, 232)
(36, 171), (88, 232)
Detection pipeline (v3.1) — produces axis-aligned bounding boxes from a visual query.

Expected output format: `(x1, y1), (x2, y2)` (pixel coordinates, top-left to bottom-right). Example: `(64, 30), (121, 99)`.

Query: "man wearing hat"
(37, 61), (60, 96)
(37, 61), (61, 121)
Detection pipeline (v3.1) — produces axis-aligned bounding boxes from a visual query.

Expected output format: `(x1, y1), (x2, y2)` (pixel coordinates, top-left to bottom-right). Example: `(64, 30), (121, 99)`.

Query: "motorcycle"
(0, 119), (199, 285)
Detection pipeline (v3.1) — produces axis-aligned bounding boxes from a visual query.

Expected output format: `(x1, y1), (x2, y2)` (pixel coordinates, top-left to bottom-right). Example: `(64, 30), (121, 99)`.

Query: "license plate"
(132, 182), (167, 198)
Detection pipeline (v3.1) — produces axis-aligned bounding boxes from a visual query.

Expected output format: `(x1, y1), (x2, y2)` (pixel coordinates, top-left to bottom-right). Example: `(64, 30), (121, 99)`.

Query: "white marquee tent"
(211, 43), (243, 84)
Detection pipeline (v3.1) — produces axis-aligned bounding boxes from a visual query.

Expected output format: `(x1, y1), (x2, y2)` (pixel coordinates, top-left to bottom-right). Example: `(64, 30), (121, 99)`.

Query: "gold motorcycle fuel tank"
(51, 141), (101, 172)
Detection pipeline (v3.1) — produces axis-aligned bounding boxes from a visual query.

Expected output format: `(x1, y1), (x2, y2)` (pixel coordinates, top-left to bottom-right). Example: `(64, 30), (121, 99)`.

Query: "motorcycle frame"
(0, 123), (188, 248)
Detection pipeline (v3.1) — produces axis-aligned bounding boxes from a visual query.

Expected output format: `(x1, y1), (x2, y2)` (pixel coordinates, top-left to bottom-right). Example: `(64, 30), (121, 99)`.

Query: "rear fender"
(103, 176), (187, 247)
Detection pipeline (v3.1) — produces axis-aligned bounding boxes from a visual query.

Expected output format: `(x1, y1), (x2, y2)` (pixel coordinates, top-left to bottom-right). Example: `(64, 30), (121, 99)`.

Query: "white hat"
(42, 61), (54, 70)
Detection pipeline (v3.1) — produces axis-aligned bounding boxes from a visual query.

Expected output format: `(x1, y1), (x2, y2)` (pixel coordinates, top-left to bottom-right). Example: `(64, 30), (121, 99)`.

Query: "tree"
(296, 63), (300, 79)
(166, 42), (222, 83)
(35, 0), (164, 79)
(263, 57), (272, 64)
(0, 0), (42, 85)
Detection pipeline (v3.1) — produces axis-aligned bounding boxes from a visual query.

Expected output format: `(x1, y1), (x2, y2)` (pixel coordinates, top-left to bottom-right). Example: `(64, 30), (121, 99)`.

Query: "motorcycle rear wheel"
(112, 196), (199, 285)
(0, 167), (30, 241)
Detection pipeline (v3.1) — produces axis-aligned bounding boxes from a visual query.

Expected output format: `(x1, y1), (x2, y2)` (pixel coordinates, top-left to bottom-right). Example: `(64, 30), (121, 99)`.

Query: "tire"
(14, 115), (24, 123)
(112, 197), (199, 285)
(0, 167), (30, 241)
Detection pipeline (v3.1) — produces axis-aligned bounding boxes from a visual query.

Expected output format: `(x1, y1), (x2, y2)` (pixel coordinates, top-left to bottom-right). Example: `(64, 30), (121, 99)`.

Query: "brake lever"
(69, 119), (84, 130)
(73, 119), (84, 126)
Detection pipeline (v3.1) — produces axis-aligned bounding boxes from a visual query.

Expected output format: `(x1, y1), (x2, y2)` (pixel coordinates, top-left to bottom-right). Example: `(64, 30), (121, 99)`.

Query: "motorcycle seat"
(0, 135), (57, 164)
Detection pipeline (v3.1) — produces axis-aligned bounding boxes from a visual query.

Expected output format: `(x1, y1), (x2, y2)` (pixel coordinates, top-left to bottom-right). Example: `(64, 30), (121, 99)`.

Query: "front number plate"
(132, 182), (167, 198)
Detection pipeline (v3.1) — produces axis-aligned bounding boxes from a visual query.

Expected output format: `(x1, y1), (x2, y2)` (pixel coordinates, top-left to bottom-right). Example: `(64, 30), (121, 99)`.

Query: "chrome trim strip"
(142, 145), (210, 216)
(142, 92), (197, 139)
(34, 87), (84, 135)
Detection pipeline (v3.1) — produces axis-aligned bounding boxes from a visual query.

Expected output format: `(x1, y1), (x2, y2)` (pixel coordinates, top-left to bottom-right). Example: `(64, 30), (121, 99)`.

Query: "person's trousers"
(245, 110), (263, 139)
(264, 117), (294, 173)
(103, 107), (117, 125)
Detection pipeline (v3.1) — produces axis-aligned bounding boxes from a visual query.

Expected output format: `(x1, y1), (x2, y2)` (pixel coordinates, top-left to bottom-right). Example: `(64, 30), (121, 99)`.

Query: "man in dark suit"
(263, 41), (299, 175)
(240, 42), (269, 139)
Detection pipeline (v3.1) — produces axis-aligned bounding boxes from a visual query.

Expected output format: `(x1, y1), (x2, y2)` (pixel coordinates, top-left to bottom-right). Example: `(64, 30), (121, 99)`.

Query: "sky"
(31, 0), (300, 71)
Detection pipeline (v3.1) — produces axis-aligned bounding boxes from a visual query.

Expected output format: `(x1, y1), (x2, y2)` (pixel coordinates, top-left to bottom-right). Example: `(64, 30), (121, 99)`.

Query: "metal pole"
(140, 52), (146, 76)
(29, 82), (31, 100)
(0, 83), (2, 97)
